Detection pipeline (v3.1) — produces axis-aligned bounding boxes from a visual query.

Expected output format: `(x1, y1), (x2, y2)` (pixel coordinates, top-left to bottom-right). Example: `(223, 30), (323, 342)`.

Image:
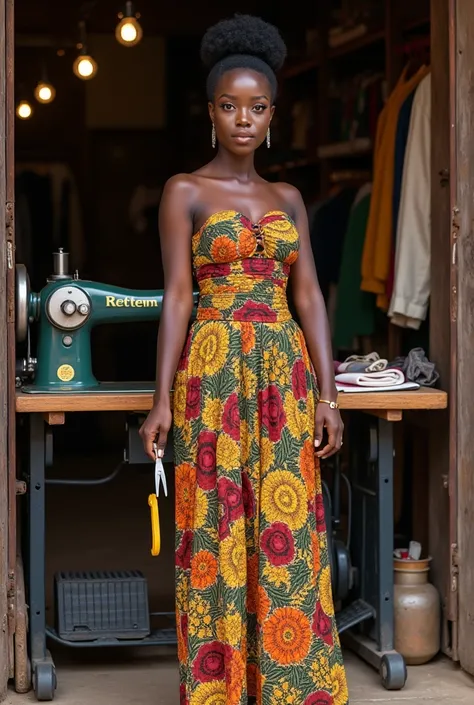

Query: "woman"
(140, 14), (348, 705)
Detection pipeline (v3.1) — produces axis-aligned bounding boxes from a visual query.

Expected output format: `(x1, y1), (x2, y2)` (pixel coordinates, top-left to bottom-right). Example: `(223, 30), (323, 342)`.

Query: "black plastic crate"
(54, 570), (150, 642)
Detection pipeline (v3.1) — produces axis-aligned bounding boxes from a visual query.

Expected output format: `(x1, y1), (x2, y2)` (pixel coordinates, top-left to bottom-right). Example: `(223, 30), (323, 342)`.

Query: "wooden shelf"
(261, 155), (319, 175)
(404, 15), (430, 32)
(329, 28), (386, 58)
(282, 15), (429, 82)
(283, 56), (320, 79)
(317, 138), (372, 159)
(260, 140), (372, 175)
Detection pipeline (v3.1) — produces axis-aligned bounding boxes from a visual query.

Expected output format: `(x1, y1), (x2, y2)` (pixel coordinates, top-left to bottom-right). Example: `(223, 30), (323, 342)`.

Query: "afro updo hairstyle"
(201, 14), (287, 103)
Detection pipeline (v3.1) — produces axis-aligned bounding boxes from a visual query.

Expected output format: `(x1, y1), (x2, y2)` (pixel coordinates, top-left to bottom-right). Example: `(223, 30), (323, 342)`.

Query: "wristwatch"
(318, 398), (339, 409)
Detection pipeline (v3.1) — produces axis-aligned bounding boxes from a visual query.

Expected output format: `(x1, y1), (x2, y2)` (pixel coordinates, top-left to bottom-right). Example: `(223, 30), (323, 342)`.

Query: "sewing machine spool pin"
(50, 248), (71, 281)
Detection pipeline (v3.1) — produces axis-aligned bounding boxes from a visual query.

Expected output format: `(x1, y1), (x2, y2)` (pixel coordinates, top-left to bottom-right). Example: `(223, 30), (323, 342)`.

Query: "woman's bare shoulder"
(268, 180), (305, 217)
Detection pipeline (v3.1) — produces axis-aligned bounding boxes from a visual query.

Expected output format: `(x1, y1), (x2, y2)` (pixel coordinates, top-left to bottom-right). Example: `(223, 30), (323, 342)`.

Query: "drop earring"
(211, 124), (216, 149)
(266, 127), (271, 149)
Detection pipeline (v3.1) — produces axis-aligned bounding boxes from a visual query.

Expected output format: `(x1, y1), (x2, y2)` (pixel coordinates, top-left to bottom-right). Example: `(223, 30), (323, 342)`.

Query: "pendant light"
(16, 83), (33, 119)
(115, 2), (143, 47)
(73, 21), (98, 80)
(34, 82), (56, 103)
(34, 63), (56, 104)
(16, 100), (33, 120)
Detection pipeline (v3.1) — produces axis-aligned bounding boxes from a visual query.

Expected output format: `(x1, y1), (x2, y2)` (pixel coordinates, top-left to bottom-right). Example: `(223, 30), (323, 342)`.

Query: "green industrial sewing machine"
(15, 249), (198, 394)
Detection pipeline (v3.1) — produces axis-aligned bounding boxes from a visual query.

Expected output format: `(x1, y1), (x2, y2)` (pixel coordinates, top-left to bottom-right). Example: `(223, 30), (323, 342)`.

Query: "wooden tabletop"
(16, 386), (447, 425)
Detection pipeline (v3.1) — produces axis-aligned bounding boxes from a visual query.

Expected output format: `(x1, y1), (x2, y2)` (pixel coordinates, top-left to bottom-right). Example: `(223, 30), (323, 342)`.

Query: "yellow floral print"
(173, 371), (187, 428)
(216, 433), (240, 470)
(285, 391), (308, 438)
(332, 663), (350, 705)
(188, 596), (213, 641)
(262, 470), (307, 530)
(202, 396), (221, 430)
(191, 680), (227, 705)
(194, 488), (208, 530)
(263, 346), (290, 385)
(220, 519), (247, 588)
(320, 566), (335, 617)
(189, 322), (229, 376)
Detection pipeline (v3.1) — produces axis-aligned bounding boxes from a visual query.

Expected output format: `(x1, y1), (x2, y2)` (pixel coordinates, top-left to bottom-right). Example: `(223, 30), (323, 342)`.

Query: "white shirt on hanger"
(389, 72), (431, 329)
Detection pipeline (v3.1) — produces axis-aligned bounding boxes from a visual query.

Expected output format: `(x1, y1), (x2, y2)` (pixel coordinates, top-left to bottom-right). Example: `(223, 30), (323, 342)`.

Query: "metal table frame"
(25, 413), (176, 701)
(341, 413), (407, 690)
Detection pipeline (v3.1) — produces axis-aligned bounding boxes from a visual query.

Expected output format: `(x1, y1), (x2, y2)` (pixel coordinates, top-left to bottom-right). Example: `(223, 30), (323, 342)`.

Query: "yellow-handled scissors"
(148, 444), (168, 556)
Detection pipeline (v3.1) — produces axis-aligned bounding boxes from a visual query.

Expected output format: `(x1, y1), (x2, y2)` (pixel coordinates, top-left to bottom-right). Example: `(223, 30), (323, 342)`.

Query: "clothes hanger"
(398, 36), (431, 78)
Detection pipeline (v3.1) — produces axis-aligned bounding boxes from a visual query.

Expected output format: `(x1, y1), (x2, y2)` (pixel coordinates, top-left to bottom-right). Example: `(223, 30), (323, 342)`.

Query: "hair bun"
(200, 14), (287, 73)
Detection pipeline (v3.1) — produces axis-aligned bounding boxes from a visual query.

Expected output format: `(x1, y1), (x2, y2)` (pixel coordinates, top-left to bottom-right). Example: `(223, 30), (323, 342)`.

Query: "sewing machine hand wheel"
(16, 263), (30, 343)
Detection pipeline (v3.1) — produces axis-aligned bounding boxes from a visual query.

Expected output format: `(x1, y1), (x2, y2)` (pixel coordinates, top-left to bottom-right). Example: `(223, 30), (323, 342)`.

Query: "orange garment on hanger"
(361, 64), (430, 310)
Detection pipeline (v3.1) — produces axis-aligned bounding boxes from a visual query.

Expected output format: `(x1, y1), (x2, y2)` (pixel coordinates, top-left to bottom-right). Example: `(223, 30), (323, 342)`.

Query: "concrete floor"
(5, 649), (474, 704)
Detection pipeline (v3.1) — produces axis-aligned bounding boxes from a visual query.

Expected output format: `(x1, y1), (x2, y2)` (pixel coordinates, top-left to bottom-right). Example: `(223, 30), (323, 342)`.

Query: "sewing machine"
(15, 249), (198, 393)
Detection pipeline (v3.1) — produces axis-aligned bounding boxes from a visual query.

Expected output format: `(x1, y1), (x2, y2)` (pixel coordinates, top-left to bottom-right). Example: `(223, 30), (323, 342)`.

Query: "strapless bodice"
(192, 210), (299, 266)
(192, 210), (299, 322)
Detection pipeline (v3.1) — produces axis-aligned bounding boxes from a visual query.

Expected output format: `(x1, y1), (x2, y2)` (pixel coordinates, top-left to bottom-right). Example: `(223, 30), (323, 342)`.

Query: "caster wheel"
(33, 663), (57, 701)
(380, 653), (407, 690)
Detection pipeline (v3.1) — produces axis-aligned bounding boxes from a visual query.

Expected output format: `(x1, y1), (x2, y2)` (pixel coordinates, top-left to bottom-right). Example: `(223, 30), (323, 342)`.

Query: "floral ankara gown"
(173, 210), (348, 705)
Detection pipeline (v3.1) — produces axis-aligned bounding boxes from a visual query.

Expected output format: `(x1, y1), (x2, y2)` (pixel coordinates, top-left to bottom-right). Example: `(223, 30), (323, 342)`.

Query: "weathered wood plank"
(429, 0), (454, 657)
(0, 0), (9, 695)
(455, 0), (474, 676)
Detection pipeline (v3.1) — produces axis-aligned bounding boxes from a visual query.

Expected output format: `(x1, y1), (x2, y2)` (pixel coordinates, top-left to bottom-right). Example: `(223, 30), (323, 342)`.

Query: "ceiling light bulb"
(16, 101), (33, 119)
(115, 4), (143, 46)
(73, 54), (98, 80)
(34, 81), (56, 104)
(120, 21), (137, 43)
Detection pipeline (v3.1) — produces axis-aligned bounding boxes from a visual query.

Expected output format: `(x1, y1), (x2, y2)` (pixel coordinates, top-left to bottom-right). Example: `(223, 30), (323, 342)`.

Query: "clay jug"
(394, 557), (440, 665)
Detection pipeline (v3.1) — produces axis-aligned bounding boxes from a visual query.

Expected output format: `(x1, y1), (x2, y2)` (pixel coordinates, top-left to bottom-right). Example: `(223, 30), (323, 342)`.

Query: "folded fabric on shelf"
(336, 381), (419, 393)
(335, 368), (405, 387)
(388, 347), (439, 387)
(337, 352), (388, 373)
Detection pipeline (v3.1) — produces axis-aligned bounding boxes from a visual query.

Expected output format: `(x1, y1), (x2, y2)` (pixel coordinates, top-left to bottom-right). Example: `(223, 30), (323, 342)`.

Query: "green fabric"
(333, 192), (376, 350)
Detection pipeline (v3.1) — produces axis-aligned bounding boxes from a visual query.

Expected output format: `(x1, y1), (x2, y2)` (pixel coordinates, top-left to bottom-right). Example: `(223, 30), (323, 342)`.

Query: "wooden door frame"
(0, 0), (11, 700)
(429, 0), (457, 659)
(432, 0), (474, 675)
(453, 0), (474, 677)
(0, 0), (15, 700)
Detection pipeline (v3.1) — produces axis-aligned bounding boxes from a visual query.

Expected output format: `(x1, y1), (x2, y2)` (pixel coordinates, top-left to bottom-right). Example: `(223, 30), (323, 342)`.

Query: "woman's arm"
(140, 175), (196, 459)
(283, 184), (344, 459)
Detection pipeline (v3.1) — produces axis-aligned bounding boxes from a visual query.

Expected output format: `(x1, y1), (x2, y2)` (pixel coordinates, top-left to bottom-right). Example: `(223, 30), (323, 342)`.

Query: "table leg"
(343, 414), (407, 690)
(376, 417), (395, 652)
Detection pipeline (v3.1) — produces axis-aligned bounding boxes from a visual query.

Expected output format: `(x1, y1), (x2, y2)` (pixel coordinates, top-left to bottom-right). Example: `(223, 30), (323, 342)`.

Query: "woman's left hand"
(314, 403), (344, 459)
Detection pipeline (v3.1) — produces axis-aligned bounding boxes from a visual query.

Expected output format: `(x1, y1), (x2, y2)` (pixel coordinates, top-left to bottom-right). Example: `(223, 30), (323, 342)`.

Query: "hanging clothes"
(328, 72), (384, 144)
(333, 183), (375, 350)
(16, 162), (85, 281)
(309, 186), (358, 303)
(361, 64), (430, 310)
(15, 170), (55, 291)
(386, 88), (417, 302)
(389, 73), (431, 329)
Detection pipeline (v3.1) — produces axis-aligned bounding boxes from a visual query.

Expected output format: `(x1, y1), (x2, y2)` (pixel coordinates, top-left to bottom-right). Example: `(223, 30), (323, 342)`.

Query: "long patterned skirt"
(173, 317), (349, 705)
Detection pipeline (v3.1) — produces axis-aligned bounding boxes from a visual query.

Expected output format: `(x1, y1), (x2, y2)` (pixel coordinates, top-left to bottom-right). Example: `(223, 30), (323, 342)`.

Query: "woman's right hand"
(139, 401), (172, 460)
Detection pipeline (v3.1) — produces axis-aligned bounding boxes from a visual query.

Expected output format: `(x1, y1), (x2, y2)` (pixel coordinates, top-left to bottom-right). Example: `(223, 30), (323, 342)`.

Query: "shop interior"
(11, 0), (464, 701)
